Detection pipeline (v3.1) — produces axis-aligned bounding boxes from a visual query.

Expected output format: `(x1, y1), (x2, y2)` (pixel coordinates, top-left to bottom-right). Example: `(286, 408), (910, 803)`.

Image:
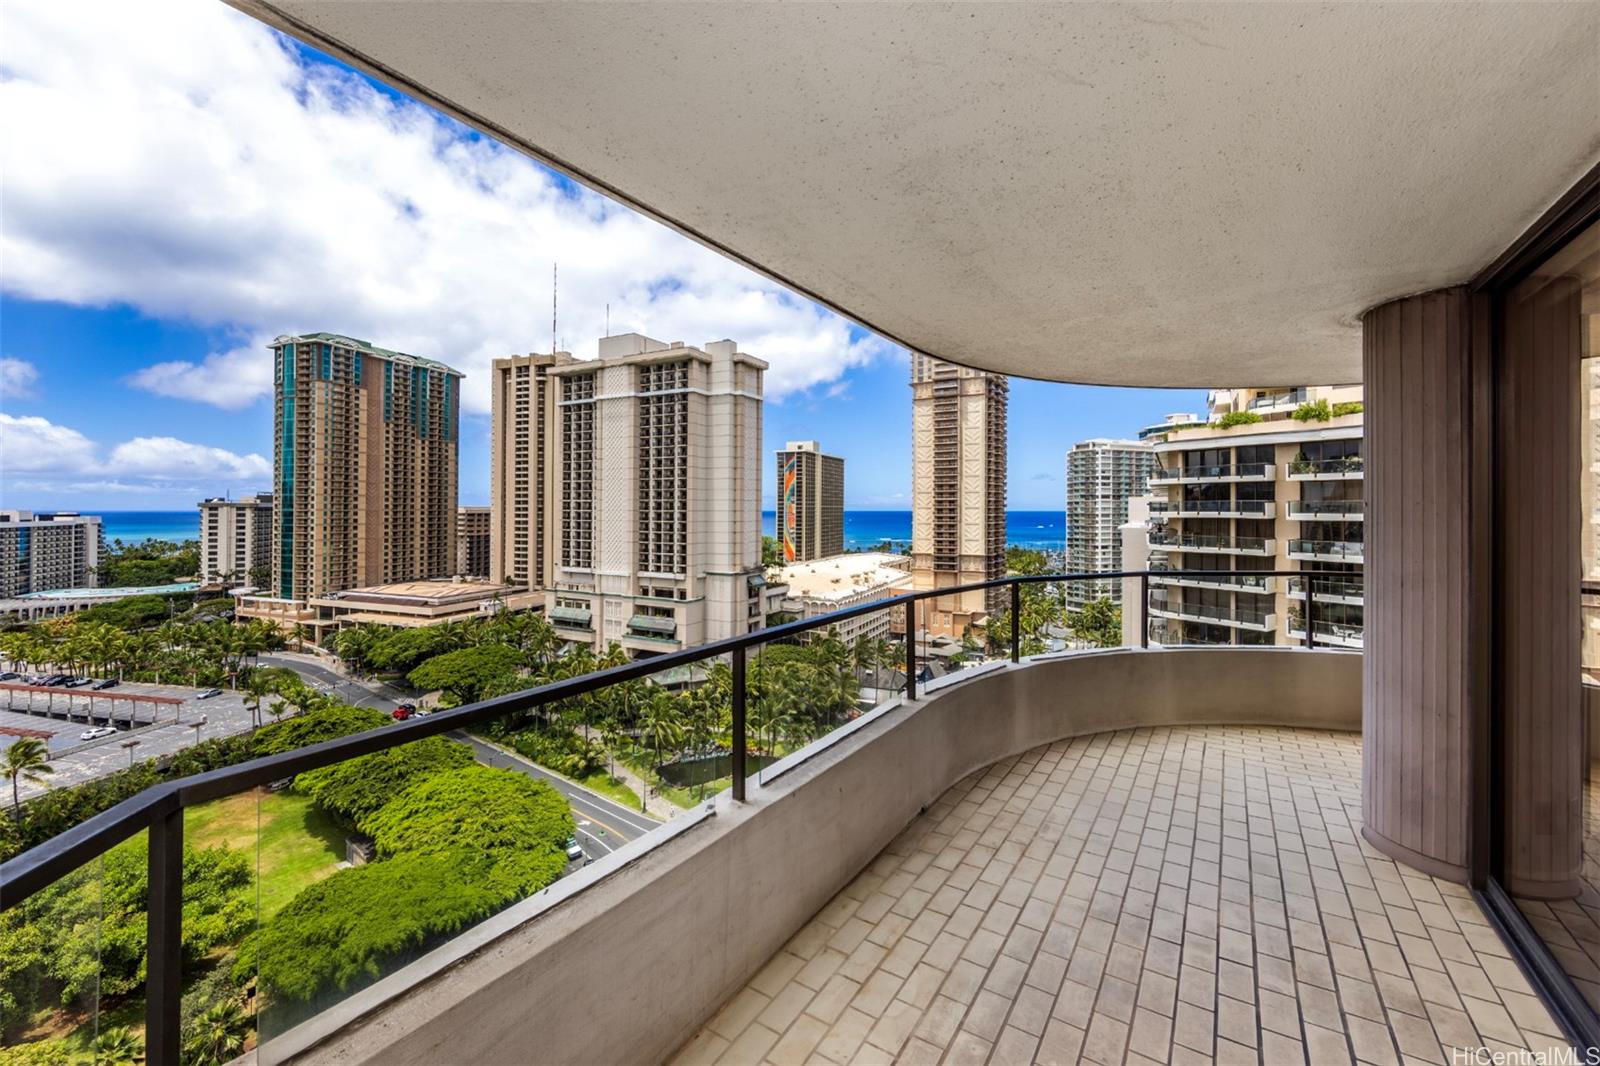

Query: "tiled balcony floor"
(673, 726), (1570, 1065)
(1514, 770), (1600, 1011)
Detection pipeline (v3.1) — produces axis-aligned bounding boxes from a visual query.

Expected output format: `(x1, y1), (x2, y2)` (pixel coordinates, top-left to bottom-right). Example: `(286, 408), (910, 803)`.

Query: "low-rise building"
(770, 552), (912, 645)
(238, 578), (542, 638)
(0, 581), (199, 623)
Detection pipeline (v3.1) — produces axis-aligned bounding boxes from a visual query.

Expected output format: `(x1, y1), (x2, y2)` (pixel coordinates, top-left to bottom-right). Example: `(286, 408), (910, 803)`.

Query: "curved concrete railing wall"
(294, 647), (1360, 1066)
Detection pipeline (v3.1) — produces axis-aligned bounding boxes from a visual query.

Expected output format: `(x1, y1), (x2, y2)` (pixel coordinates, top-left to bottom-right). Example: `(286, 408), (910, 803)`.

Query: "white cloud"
(0, 358), (40, 400)
(0, 414), (268, 489)
(0, 414), (98, 473)
(107, 437), (270, 481)
(125, 341), (275, 411)
(0, 0), (896, 415)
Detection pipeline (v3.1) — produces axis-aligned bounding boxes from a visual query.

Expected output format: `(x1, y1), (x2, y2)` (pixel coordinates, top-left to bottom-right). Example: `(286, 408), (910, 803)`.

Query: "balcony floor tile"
(674, 726), (1570, 1066)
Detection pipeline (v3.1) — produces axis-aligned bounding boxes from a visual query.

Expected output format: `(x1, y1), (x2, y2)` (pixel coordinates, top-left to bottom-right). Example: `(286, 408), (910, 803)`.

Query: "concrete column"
(1361, 288), (1479, 881)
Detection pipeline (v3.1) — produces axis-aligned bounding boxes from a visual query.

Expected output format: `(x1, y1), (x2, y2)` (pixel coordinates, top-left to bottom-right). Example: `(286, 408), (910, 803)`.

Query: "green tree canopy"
(295, 737), (474, 825)
(359, 764), (573, 858)
(364, 626), (461, 674)
(254, 704), (390, 757)
(406, 644), (523, 705)
(1071, 597), (1123, 648)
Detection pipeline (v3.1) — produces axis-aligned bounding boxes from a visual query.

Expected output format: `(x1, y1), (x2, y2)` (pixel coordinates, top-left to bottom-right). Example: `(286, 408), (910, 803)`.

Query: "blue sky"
(0, 0), (1206, 513)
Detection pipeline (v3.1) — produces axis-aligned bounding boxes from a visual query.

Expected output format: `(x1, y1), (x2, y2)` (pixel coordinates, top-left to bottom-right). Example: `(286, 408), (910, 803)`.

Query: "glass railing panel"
(252, 684), (607, 1058)
(182, 793), (263, 1064)
(0, 850), (111, 1063)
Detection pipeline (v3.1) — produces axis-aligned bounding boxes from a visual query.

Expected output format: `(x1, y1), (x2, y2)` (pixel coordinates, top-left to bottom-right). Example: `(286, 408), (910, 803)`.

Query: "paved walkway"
(674, 726), (1570, 1065)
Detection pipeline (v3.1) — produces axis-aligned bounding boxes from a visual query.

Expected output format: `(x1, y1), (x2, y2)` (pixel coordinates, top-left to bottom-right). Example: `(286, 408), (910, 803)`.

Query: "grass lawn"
(185, 788), (346, 918)
(658, 778), (731, 809)
(574, 768), (644, 811)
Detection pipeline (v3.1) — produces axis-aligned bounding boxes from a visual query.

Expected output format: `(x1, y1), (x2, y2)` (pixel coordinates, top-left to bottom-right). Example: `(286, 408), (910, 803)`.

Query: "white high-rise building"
(1064, 440), (1158, 607)
(0, 511), (104, 598)
(198, 494), (273, 586)
(546, 333), (766, 655)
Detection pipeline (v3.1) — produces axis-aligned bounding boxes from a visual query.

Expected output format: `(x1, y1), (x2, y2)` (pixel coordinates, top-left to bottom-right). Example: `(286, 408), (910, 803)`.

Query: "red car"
(392, 704), (417, 720)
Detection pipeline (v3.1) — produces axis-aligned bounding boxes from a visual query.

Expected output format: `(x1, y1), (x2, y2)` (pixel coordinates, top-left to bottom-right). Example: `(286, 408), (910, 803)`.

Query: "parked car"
(0, 671), (19, 681)
(411, 708), (432, 718)
(42, 674), (70, 687)
(91, 679), (119, 691)
(196, 688), (223, 700)
(79, 726), (117, 741)
(391, 706), (414, 720)
(65, 677), (95, 688)
(565, 837), (584, 862)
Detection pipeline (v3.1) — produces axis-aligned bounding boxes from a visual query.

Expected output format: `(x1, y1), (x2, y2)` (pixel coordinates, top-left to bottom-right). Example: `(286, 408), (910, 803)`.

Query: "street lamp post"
(121, 738), (141, 768)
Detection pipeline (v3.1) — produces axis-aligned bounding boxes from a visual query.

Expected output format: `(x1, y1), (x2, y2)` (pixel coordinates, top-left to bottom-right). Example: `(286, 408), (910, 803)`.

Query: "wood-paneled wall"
(1361, 288), (1475, 880)
(1500, 272), (1583, 899)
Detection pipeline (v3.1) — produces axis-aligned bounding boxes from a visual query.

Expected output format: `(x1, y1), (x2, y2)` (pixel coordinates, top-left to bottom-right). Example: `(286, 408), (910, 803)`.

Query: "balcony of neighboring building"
(1287, 539), (1366, 564)
(1148, 596), (1276, 633)
(1148, 499), (1276, 520)
(1148, 461), (1274, 487)
(1287, 456), (1365, 481)
(1286, 616), (1366, 650)
(1148, 528), (1275, 557)
(1287, 500), (1366, 521)
(1287, 575), (1367, 607)
(1148, 563), (1277, 596)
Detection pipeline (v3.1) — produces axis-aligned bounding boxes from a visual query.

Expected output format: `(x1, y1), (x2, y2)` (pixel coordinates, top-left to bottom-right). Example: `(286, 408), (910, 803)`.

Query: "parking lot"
(3, 681), (261, 799)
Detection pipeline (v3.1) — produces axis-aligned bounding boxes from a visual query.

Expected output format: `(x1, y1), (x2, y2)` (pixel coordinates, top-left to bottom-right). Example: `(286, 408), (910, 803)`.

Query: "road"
(450, 731), (661, 860)
(261, 653), (665, 858)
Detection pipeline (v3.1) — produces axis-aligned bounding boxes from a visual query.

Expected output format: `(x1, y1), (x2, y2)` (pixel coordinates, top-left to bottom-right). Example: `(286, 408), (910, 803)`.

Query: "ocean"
(763, 510), (1066, 552)
(101, 510), (1069, 550)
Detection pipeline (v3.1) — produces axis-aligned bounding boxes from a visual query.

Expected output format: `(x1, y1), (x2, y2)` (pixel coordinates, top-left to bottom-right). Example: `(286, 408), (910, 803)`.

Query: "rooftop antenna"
(551, 263), (558, 356)
(606, 302), (610, 337)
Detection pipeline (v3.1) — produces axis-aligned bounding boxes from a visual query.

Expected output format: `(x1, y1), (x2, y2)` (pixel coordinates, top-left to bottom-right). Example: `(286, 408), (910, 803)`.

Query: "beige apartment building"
(1138, 385), (1365, 648)
(909, 354), (1008, 637)
(775, 440), (844, 563)
(546, 333), (766, 655)
(247, 333), (462, 621)
(198, 494), (272, 586)
(456, 506), (490, 579)
(488, 351), (575, 591)
(0, 511), (104, 598)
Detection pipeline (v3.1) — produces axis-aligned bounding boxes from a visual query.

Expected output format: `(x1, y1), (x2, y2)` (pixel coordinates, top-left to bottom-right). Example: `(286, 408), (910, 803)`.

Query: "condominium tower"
(776, 440), (844, 562)
(457, 506), (491, 579)
(269, 333), (463, 603)
(489, 351), (576, 590)
(198, 494), (273, 586)
(909, 355), (1008, 637)
(546, 334), (766, 654)
(1142, 385), (1365, 648)
(0, 511), (104, 598)
(1064, 439), (1157, 607)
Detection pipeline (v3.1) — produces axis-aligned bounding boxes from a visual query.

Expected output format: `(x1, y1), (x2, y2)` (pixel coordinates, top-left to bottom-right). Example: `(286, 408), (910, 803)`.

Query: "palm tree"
(636, 689), (686, 779)
(95, 1025), (144, 1065)
(5, 737), (53, 820)
(289, 623), (310, 653)
(182, 996), (249, 1065)
(243, 672), (273, 730)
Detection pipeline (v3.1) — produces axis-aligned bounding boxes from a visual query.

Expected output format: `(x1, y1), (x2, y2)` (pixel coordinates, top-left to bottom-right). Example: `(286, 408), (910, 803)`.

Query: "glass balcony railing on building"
(0, 568), (1359, 1062)
(1286, 455), (1365, 479)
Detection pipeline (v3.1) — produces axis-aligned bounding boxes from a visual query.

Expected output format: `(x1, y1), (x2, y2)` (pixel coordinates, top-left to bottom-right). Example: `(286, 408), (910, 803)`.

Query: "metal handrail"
(0, 567), (1354, 1057)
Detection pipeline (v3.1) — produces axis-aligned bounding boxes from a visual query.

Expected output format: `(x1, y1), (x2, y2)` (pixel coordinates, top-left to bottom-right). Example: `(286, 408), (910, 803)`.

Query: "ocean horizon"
(94, 509), (1069, 551)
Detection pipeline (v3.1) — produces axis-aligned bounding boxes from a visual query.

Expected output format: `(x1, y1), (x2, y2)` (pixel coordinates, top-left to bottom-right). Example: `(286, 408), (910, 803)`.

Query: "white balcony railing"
(1150, 462), (1274, 486)
(1286, 456), (1364, 480)
(1150, 600), (1277, 632)
(1149, 529), (1275, 556)
(1287, 500), (1365, 520)
(1149, 499), (1276, 519)
(1287, 538), (1365, 563)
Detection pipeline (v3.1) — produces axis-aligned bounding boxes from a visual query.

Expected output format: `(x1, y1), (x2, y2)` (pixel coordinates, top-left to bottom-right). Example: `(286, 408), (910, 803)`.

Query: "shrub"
(1333, 400), (1363, 417)
(1212, 411), (1262, 429)
(253, 704), (390, 757)
(296, 736), (474, 825)
(507, 728), (607, 779)
(0, 1040), (72, 1066)
(247, 847), (565, 1003)
(359, 764), (573, 858)
(1292, 399), (1333, 422)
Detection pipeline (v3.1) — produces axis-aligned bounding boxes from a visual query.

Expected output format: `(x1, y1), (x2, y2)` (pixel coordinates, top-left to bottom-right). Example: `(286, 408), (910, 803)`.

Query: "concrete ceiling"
(233, 1), (1600, 387)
